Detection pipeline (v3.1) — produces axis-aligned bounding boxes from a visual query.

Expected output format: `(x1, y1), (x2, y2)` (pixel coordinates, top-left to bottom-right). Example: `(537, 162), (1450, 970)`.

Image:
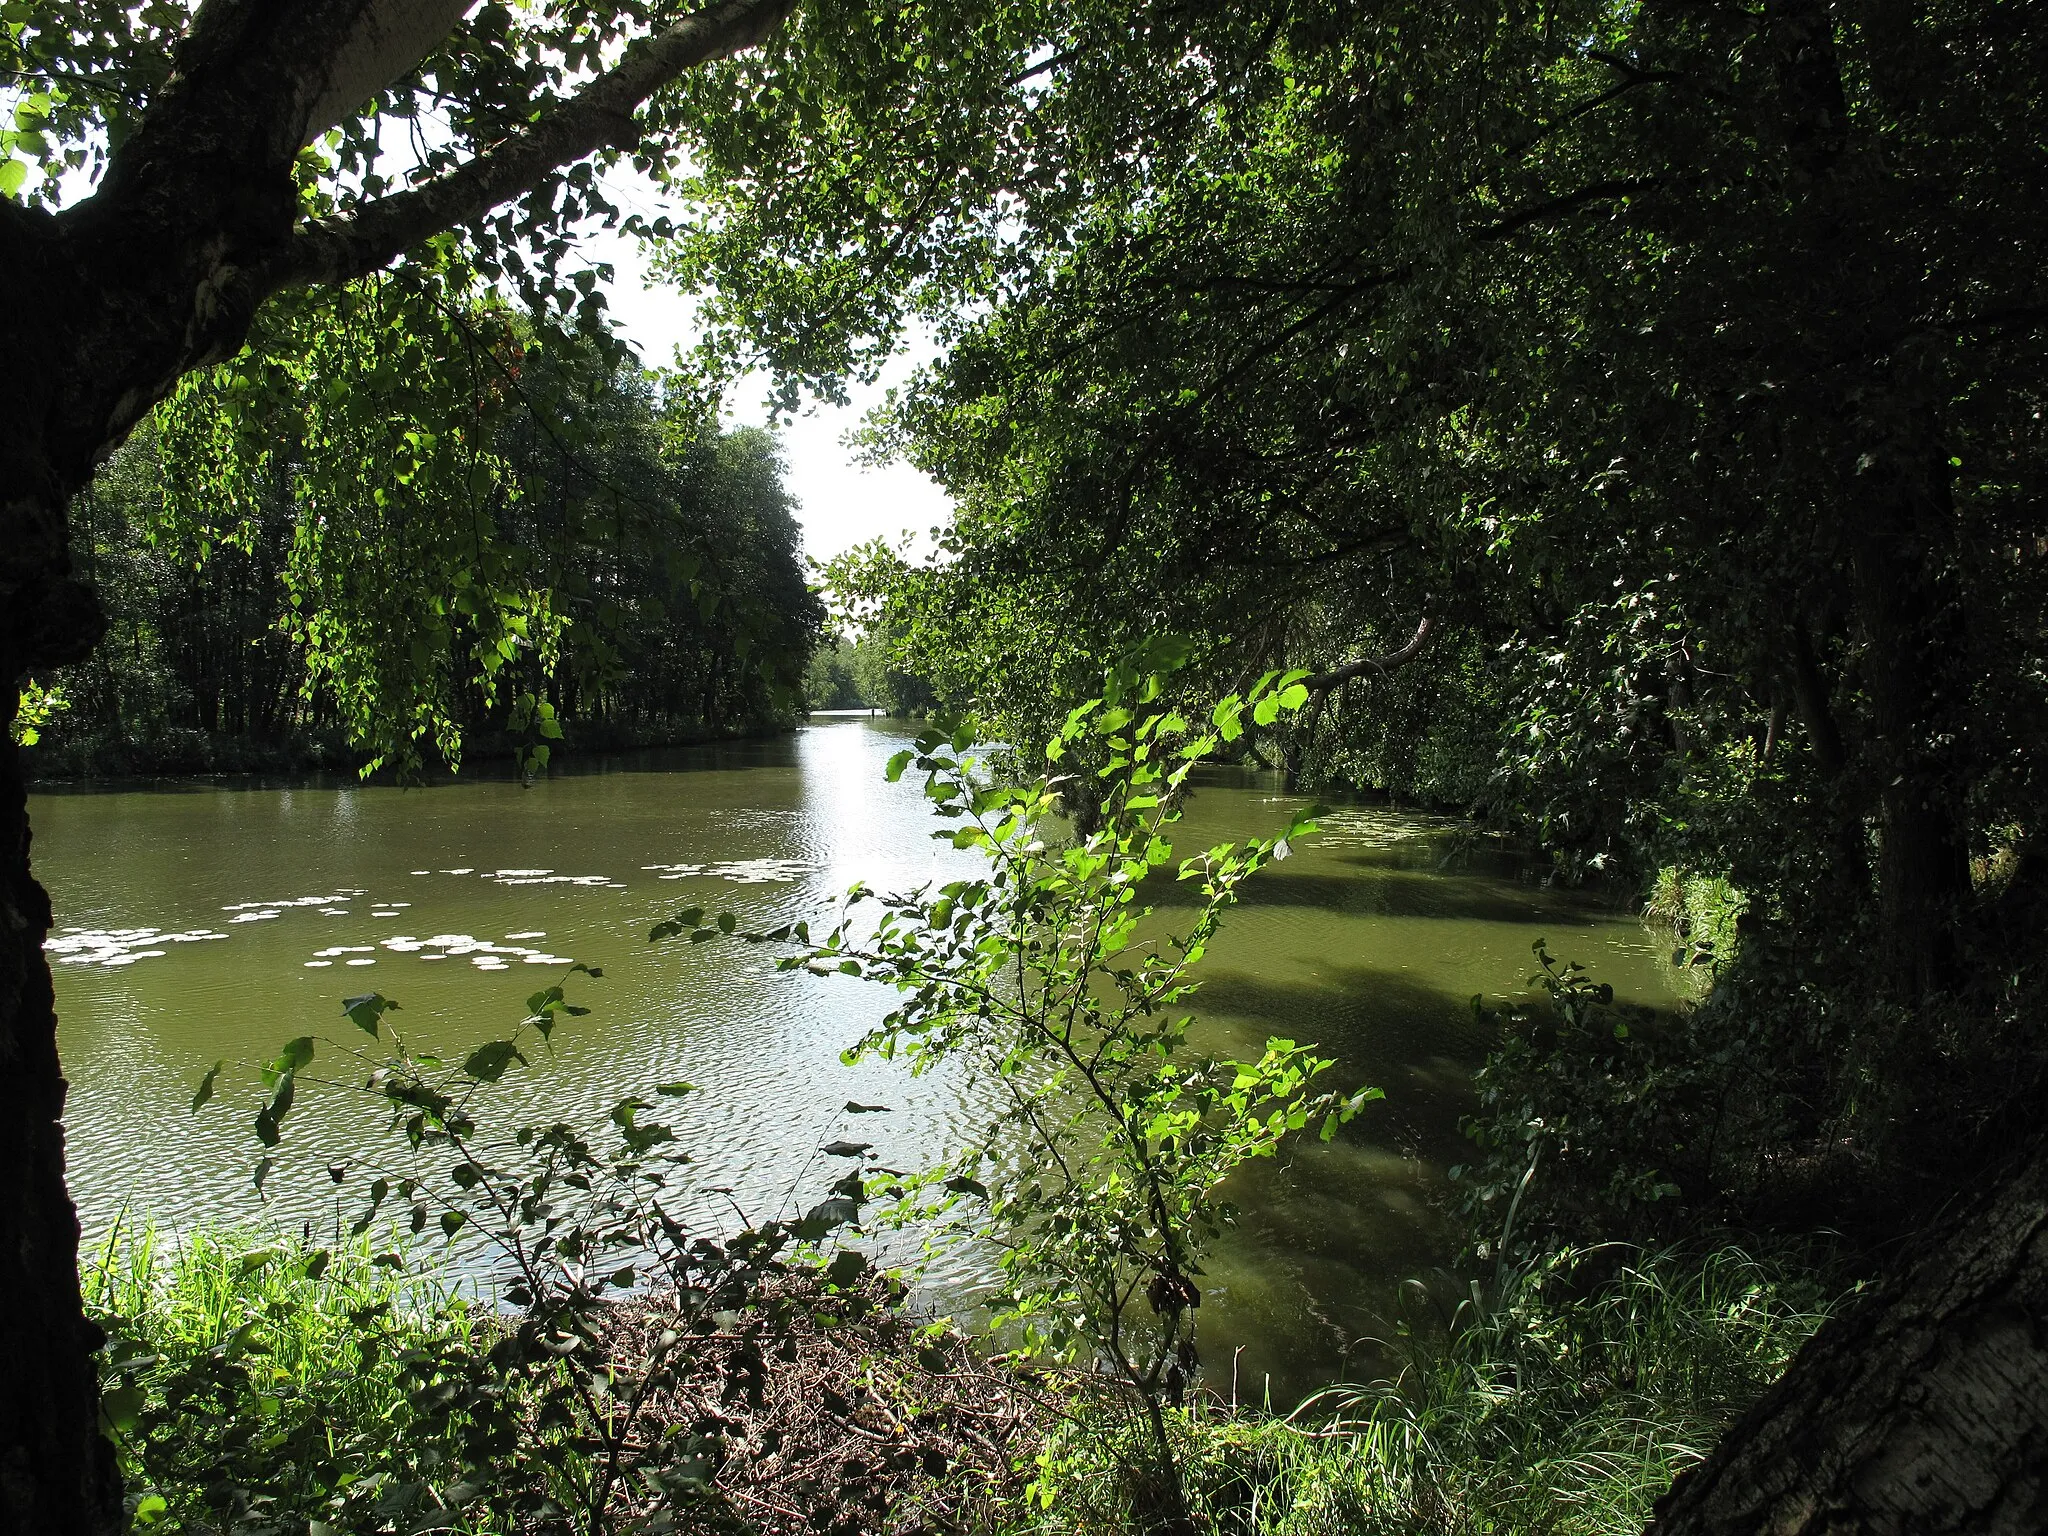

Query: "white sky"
(581, 184), (952, 569)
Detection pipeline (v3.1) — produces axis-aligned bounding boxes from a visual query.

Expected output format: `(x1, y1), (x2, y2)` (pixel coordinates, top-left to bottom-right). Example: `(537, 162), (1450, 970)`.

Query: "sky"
(581, 194), (953, 570)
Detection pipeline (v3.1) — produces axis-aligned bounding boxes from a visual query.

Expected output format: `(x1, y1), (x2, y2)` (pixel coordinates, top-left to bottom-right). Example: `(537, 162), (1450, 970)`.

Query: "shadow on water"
(1188, 964), (1494, 1403)
(1154, 863), (1620, 929)
(28, 733), (809, 797)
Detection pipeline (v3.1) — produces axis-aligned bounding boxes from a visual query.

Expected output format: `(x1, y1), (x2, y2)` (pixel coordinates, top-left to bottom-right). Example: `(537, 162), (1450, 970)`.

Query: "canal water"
(37, 716), (1675, 1401)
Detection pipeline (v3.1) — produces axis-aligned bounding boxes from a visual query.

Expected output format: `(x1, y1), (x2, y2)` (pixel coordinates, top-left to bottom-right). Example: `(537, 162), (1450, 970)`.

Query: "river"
(38, 716), (1676, 1402)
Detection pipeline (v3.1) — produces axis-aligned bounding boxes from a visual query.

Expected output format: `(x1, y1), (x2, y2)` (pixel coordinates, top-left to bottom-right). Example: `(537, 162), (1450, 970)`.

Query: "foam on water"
(644, 858), (811, 884)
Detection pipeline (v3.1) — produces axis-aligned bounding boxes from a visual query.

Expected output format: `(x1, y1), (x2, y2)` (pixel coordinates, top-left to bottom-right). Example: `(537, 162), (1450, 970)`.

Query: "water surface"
(40, 719), (1672, 1401)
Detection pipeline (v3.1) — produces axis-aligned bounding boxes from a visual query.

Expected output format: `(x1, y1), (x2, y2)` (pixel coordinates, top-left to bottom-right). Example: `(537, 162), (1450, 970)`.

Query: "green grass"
(83, 1224), (483, 1532)
(1644, 869), (1747, 976)
(83, 1232), (1835, 1535)
(1009, 1245), (1837, 1536)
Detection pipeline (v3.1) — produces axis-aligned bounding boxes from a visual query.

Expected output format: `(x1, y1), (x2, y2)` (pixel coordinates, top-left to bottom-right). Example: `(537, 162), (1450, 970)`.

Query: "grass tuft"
(1010, 1245), (1836, 1536)
(83, 1224), (479, 1532)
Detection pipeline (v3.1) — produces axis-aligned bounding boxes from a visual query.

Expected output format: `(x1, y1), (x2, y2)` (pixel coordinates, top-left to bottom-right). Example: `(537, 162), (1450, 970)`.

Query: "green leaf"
(885, 749), (913, 781)
(461, 1040), (526, 1082)
(825, 1249), (869, 1287)
(343, 994), (396, 1037)
(797, 1197), (861, 1238)
(190, 1060), (223, 1114)
(99, 1379), (146, 1437)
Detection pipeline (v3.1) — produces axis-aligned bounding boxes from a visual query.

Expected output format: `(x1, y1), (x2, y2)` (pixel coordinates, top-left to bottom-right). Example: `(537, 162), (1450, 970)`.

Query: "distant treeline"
(801, 630), (934, 717)
(30, 348), (823, 779)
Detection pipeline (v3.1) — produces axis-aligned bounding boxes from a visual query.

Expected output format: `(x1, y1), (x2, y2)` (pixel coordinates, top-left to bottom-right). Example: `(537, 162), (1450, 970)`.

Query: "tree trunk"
(0, 605), (121, 1535)
(1847, 451), (1972, 1001)
(1650, 1130), (2048, 1535)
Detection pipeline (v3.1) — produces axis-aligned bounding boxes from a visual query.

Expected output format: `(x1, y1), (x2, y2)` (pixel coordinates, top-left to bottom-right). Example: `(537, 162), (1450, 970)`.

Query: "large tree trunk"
(1650, 1131), (2048, 1534)
(0, 605), (119, 1533)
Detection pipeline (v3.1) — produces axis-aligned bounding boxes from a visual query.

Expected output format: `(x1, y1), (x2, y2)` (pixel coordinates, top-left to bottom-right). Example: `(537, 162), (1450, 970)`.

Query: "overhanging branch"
(270, 0), (794, 290)
(1301, 616), (1435, 693)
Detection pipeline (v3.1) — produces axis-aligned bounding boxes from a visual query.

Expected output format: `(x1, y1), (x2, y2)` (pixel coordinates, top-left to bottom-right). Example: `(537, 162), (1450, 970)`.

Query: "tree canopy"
(667, 0), (2048, 1203)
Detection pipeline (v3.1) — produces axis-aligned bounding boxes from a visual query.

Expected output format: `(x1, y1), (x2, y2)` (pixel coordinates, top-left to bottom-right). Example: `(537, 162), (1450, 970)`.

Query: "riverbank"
(22, 715), (800, 785)
(86, 1226), (1835, 1535)
(40, 721), (1687, 1402)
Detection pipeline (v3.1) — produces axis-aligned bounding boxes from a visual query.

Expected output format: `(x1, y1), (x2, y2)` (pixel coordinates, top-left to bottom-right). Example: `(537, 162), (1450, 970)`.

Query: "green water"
(39, 717), (1674, 1402)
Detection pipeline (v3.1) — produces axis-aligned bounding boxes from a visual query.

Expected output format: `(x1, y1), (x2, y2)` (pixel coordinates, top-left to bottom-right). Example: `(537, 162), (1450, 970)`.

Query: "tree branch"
(302, 0), (477, 143)
(1301, 616), (1435, 693)
(270, 0), (795, 290)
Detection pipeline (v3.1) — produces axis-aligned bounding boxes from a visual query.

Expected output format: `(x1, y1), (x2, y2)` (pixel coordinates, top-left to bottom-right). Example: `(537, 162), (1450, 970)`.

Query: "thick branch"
(273, 0), (795, 289)
(302, 0), (478, 142)
(1301, 616), (1434, 693)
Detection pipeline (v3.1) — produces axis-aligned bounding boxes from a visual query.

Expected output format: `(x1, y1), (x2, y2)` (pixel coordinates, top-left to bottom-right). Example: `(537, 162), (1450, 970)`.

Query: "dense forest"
(27, 282), (821, 780)
(1, 1), (2043, 1535)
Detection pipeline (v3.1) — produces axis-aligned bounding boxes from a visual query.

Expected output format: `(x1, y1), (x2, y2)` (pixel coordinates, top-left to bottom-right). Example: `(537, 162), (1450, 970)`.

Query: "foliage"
(1453, 941), (1831, 1263)
(1645, 871), (1748, 979)
(804, 635), (868, 711)
(83, 1226), (482, 1534)
(36, 298), (819, 778)
(802, 628), (933, 718)
(1012, 1245), (1835, 1536)
(3, 0), (742, 313)
(138, 262), (818, 777)
(9, 677), (69, 746)
(663, 0), (2048, 1238)
(717, 649), (1376, 1512)
(180, 974), (880, 1533)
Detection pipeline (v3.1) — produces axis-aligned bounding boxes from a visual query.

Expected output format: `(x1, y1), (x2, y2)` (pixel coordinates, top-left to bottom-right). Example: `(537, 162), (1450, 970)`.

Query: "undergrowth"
(1009, 1244), (1837, 1536)
(82, 1225), (482, 1532)
(84, 1233), (1835, 1534)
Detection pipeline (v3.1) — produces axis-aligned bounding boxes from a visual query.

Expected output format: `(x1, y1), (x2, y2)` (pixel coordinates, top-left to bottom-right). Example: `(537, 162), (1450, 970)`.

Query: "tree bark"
(1649, 1131), (2048, 1535)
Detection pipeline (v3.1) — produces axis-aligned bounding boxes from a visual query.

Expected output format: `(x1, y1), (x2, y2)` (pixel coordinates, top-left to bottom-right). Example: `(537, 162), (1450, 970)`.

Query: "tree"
(1649, 1128), (2048, 1535)
(660, 0), (2048, 1524)
(0, 2), (797, 1528)
(684, 0), (2048, 1156)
